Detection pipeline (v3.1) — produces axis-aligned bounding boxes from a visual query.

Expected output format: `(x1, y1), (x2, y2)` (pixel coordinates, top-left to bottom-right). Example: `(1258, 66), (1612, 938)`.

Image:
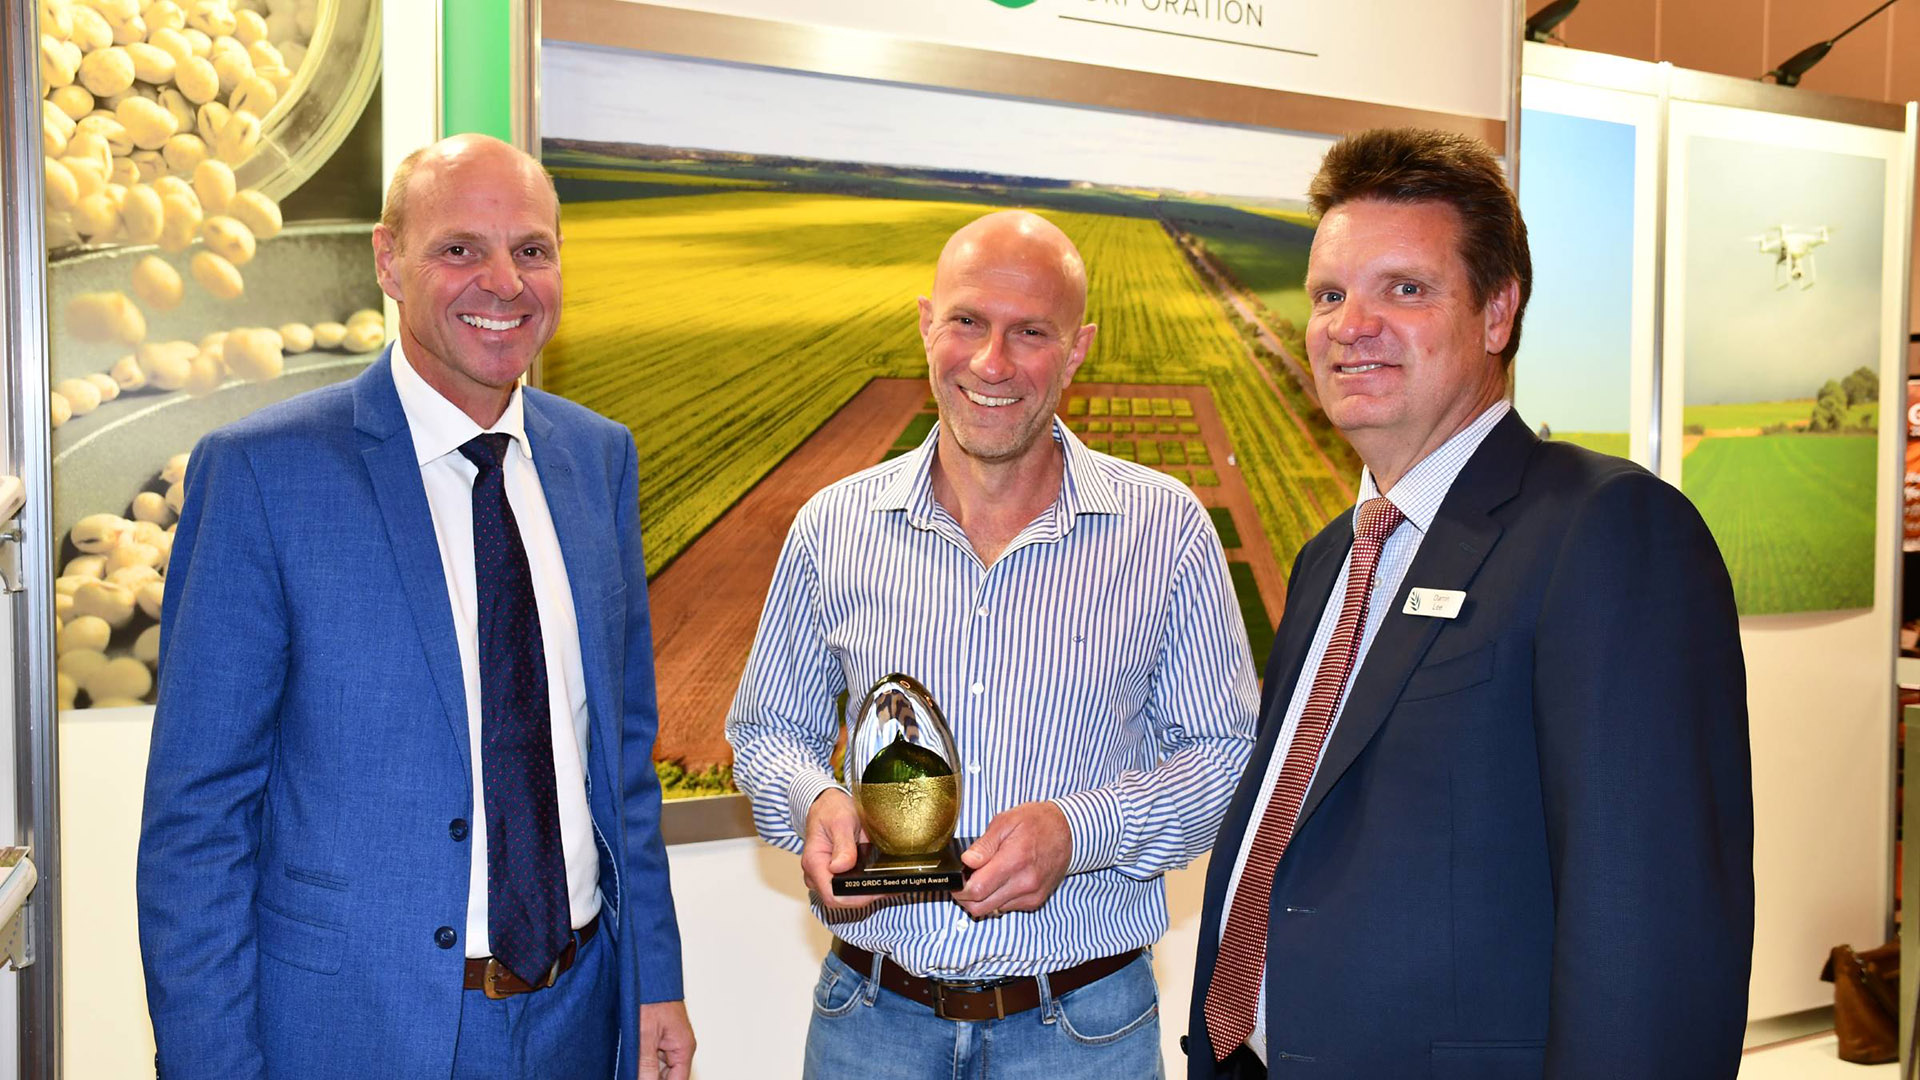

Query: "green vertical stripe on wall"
(441, 0), (514, 140)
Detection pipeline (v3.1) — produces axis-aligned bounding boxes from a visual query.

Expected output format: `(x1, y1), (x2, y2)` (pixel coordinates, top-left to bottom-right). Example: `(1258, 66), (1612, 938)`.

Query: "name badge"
(1402, 587), (1465, 619)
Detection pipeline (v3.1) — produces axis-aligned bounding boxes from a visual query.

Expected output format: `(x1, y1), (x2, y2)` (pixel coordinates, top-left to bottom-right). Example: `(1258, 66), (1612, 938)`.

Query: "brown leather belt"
(832, 939), (1140, 1022)
(463, 915), (599, 999)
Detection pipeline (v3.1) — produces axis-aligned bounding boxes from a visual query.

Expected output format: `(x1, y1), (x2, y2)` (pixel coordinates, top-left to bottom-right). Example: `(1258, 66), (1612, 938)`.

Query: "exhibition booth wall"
(1523, 0), (1920, 345)
(6, 1), (1916, 1077)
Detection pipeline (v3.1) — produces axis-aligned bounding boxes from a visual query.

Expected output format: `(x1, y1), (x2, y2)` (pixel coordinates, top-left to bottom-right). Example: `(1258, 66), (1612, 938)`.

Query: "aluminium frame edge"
(1886, 101), (1917, 952)
(2, 3), (64, 1077)
(521, 0), (546, 390)
(1649, 64), (1670, 482)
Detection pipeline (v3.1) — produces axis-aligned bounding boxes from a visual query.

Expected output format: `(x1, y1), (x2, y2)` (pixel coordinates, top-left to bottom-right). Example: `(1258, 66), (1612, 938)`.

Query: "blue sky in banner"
(1683, 135), (1885, 405)
(1514, 108), (1636, 435)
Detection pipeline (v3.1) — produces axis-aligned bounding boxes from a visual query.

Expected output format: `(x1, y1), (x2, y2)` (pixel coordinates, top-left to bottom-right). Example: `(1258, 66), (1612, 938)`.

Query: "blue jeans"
(802, 948), (1165, 1080)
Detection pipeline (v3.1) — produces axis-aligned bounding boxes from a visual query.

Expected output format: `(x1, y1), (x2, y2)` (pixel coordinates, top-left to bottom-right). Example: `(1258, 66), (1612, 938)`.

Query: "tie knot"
(459, 432), (513, 474)
(1355, 497), (1404, 544)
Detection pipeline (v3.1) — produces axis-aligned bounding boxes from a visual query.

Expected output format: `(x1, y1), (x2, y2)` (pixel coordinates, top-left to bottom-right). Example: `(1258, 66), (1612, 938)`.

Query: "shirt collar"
(1355, 400), (1511, 535)
(871, 416), (1120, 523)
(390, 335), (532, 467)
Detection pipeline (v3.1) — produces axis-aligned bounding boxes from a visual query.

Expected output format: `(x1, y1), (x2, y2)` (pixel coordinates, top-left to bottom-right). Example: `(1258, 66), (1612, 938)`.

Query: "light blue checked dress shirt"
(728, 418), (1259, 979)
(1220, 400), (1510, 1062)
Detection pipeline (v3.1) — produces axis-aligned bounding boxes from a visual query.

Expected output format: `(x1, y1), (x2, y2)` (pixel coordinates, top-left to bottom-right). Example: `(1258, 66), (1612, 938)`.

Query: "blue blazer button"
(434, 926), (457, 949)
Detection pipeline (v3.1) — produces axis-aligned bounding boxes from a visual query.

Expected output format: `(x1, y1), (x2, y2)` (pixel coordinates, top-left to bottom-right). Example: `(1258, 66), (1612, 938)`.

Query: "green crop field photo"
(1547, 432), (1629, 457)
(537, 109), (1346, 788)
(1683, 399), (1875, 432)
(1166, 209), (1315, 329)
(1681, 435), (1876, 614)
(1229, 562), (1275, 662)
(1683, 401), (1815, 430)
(547, 190), (962, 573)
(545, 149), (1354, 576)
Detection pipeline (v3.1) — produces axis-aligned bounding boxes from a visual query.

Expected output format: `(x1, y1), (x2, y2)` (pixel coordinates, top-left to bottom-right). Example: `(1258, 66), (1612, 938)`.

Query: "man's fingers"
(961, 816), (1010, 868)
(639, 1001), (694, 1080)
(957, 871), (1046, 918)
(828, 817), (862, 873)
(955, 859), (1043, 915)
(952, 858), (1007, 905)
(954, 801), (1073, 915)
(661, 1028), (694, 1080)
(803, 838), (885, 910)
(802, 789), (875, 902)
(639, 1029), (661, 1079)
(953, 837), (1028, 908)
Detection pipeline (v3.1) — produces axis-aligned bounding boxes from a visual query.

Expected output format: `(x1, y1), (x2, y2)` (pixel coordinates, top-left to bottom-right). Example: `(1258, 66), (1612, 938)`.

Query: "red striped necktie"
(1205, 496), (1405, 1060)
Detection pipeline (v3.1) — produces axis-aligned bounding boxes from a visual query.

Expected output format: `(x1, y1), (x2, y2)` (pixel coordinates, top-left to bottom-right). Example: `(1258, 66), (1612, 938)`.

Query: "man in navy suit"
(137, 134), (694, 1079)
(1188, 128), (1753, 1078)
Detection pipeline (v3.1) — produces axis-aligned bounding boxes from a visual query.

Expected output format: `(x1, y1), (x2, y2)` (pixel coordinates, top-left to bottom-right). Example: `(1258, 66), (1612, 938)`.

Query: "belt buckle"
(481, 956), (561, 1000)
(930, 979), (1008, 1022)
(482, 958), (514, 1000)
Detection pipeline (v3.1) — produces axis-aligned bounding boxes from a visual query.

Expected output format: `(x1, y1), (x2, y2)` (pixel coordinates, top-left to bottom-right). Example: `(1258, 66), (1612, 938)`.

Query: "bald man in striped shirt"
(726, 209), (1259, 1079)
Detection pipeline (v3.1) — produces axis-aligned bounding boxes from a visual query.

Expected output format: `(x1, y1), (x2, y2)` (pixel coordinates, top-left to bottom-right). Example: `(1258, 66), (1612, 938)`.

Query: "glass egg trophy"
(833, 674), (968, 895)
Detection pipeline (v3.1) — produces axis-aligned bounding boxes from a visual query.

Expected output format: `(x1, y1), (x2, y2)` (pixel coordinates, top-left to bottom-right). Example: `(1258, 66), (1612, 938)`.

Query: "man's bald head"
(917, 209), (1098, 471)
(379, 134), (561, 251)
(933, 210), (1090, 326)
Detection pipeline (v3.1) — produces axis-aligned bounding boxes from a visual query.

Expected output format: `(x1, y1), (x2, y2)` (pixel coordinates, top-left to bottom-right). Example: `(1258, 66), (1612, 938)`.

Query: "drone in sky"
(1750, 224), (1830, 290)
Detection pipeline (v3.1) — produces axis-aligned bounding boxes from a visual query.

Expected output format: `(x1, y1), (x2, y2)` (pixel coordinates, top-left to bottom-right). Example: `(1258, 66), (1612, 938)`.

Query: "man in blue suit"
(1188, 129), (1753, 1078)
(137, 134), (693, 1079)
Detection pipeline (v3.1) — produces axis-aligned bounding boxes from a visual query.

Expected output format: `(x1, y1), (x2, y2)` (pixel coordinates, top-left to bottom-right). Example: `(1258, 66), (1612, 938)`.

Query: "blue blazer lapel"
(1294, 412), (1535, 831)
(354, 349), (473, 774)
(524, 395), (620, 788)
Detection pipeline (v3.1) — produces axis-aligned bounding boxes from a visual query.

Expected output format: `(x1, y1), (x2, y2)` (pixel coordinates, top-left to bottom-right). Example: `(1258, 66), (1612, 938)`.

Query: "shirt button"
(449, 818), (469, 841)
(976, 607), (988, 617)
(954, 916), (971, 930)
(970, 682), (984, 695)
(967, 764), (981, 775)
(434, 926), (457, 949)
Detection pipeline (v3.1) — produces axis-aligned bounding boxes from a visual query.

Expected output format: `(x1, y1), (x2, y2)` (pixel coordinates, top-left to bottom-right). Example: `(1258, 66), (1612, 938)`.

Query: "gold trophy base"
(831, 839), (970, 896)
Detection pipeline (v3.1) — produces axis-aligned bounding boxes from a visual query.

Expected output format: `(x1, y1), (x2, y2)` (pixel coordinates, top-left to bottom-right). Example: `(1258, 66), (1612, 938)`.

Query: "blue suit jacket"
(1187, 412), (1754, 1079)
(137, 351), (682, 1078)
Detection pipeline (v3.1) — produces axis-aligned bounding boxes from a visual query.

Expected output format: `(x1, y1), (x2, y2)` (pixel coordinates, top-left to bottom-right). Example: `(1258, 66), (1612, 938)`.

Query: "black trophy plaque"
(832, 838), (971, 896)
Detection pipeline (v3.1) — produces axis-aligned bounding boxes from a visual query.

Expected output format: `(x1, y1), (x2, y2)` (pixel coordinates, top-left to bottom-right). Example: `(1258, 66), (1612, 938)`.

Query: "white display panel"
(616, 0), (1513, 120)
(1662, 98), (1912, 1018)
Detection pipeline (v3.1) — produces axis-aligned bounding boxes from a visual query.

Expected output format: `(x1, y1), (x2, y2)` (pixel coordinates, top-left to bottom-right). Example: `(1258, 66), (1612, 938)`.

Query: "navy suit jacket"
(1187, 412), (1753, 1079)
(137, 351), (682, 1078)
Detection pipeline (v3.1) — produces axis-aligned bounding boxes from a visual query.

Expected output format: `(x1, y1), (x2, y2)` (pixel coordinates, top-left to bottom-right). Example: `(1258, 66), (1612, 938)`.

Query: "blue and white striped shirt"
(1220, 400), (1510, 1062)
(727, 418), (1259, 978)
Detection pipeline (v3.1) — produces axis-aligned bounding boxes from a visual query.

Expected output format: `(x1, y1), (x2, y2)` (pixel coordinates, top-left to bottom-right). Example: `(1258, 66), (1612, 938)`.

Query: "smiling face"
(1305, 198), (1517, 489)
(918, 213), (1096, 472)
(373, 137), (561, 426)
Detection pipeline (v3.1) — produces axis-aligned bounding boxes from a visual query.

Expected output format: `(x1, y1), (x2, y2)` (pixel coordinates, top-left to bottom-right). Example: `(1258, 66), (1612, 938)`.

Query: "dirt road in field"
(647, 377), (928, 769)
(1070, 382), (1288, 637)
(649, 377), (1289, 770)
(1164, 226), (1357, 509)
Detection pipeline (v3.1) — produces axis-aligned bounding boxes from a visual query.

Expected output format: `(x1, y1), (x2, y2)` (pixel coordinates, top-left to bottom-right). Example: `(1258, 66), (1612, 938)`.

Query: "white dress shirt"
(727, 419), (1257, 977)
(1221, 400), (1510, 1061)
(390, 341), (600, 958)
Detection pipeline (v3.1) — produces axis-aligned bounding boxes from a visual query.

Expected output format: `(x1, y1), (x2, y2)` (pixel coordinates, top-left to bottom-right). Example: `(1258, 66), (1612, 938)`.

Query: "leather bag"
(1820, 941), (1899, 1065)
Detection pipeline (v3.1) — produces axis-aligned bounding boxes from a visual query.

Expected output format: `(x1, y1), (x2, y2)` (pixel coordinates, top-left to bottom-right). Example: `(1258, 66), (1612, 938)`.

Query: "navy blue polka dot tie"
(460, 433), (569, 985)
